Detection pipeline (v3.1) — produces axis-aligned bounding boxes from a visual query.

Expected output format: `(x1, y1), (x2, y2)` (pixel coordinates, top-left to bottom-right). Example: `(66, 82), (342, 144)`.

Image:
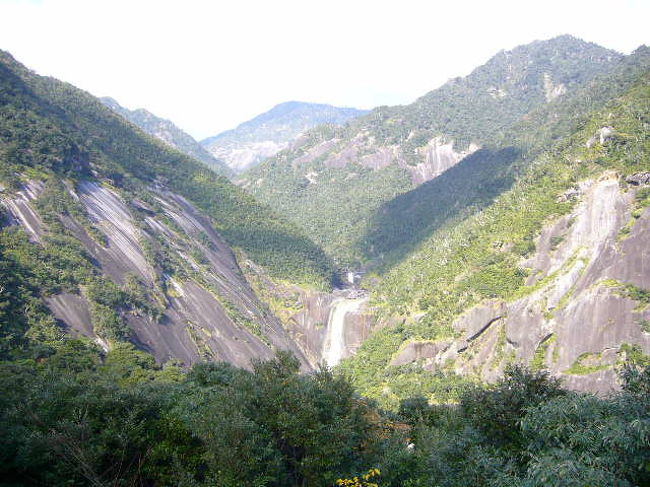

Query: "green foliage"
(244, 37), (629, 269)
(618, 343), (650, 367)
(619, 359), (650, 396)
(337, 324), (473, 409)
(564, 352), (610, 375)
(0, 49), (335, 290)
(84, 274), (163, 341)
(531, 335), (555, 371)
(0, 351), (185, 486)
(1, 338), (649, 487)
(519, 388), (650, 486)
(45, 338), (101, 373)
(246, 157), (412, 266)
(603, 279), (650, 310)
(399, 363), (650, 487)
(102, 342), (164, 385)
(0, 211), (163, 344)
(622, 284), (650, 309)
(0, 230), (53, 355)
(1, 349), (385, 487)
(345, 67), (650, 400)
(640, 319), (650, 333)
(460, 365), (565, 452)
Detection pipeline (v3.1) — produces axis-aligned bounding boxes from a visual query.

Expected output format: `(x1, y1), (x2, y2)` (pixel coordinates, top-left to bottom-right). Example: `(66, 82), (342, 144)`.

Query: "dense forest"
(1, 342), (648, 486)
(243, 36), (625, 267)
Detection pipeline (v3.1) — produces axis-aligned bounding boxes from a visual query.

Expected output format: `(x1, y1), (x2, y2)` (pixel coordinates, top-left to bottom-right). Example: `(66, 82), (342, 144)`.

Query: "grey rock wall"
(2, 180), (310, 369)
(391, 174), (650, 393)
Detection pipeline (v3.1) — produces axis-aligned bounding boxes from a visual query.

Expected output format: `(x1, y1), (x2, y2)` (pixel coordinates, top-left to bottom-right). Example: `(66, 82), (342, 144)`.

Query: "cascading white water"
(323, 296), (366, 367)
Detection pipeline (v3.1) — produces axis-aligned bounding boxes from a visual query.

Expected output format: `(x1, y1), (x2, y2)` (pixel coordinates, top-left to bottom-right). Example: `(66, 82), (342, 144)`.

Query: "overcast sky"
(1, 0), (648, 140)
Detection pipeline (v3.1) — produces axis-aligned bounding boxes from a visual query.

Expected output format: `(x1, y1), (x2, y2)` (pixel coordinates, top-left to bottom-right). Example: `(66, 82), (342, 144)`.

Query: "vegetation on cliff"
(243, 36), (623, 266)
(340, 58), (650, 404)
(0, 49), (335, 290)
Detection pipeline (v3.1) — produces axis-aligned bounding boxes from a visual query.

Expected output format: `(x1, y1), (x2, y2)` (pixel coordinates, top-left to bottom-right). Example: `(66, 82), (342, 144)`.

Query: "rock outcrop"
(391, 174), (650, 393)
(2, 180), (312, 369)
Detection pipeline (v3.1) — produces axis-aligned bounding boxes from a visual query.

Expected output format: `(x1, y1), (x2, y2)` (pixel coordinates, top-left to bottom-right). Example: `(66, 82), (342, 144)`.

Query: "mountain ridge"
(242, 35), (624, 267)
(201, 100), (368, 173)
(100, 96), (233, 177)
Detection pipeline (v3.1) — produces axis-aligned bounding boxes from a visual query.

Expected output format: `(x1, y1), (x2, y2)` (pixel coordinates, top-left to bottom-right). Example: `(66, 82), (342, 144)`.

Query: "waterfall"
(323, 296), (366, 367)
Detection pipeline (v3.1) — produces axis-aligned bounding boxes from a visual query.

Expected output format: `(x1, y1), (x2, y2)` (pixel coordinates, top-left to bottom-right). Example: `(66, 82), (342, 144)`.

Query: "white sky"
(0, 0), (648, 140)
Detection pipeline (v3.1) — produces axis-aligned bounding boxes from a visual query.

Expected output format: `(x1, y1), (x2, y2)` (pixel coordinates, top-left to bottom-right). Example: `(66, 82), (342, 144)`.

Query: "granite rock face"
(283, 131), (478, 186)
(2, 180), (312, 368)
(391, 174), (650, 393)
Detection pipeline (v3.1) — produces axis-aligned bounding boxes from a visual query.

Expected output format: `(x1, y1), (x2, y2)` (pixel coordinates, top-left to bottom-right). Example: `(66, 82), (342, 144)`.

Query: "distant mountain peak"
(201, 101), (368, 173)
(242, 35), (626, 266)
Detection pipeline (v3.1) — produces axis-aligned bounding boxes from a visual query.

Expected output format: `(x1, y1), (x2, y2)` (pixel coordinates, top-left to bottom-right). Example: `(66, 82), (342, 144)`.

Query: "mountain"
(0, 49), (339, 367)
(242, 36), (624, 266)
(237, 36), (650, 404)
(338, 47), (650, 405)
(201, 101), (368, 173)
(100, 96), (233, 177)
(1, 37), (648, 404)
(1, 41), (649, 487)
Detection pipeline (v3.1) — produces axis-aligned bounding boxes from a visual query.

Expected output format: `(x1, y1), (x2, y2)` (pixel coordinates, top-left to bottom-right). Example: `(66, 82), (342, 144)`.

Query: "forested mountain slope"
(364, 46), (650, 267)
(340, 65), (650, 407)
(101, 96), (233, 177)
(0, 49), (336, 366)
(0, 41), (648, 487)
(242, 36), (623, 266)
(201, 101), (368, 173)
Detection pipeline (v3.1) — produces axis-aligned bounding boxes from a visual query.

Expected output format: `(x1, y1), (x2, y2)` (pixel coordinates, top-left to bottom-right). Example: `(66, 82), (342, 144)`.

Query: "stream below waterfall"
(322, 293), (367, 367)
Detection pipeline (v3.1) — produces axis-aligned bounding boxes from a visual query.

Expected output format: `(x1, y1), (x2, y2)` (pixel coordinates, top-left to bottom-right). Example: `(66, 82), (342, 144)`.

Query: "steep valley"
(239, 38), (650, 404)
(1, 30), (650, 486)
(1, 37), (649, 404)
(242, 36), (625, 266)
